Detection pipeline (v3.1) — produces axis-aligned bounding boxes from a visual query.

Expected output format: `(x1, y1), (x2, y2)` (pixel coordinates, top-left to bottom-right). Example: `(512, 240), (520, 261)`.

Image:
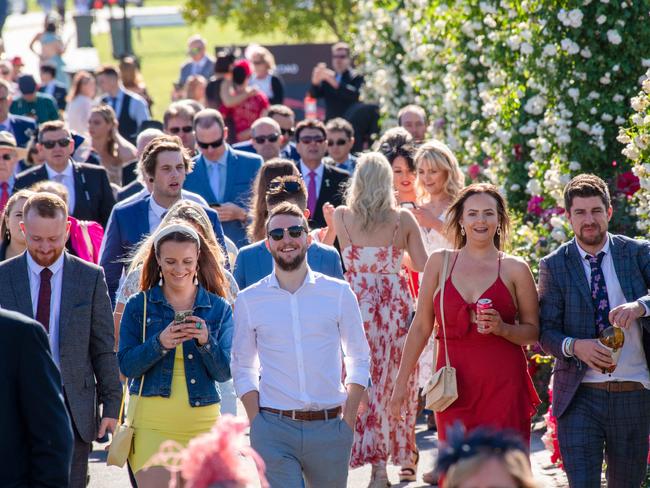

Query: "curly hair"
(345, 152), (396, 231)
(414, 140), (464, 204)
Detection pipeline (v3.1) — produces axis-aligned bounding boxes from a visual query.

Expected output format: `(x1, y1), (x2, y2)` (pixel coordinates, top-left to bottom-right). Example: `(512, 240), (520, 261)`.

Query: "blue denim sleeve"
(196, 300), (233, 383)
(117, 294), (167, 378)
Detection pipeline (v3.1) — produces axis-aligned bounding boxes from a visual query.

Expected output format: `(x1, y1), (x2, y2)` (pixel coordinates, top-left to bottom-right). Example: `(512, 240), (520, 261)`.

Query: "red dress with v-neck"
(433, 253), (540, 445)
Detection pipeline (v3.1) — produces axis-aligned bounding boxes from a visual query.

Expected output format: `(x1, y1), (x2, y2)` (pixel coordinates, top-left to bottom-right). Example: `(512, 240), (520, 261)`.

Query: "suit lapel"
(72, 162), (85, 215)
(197, 156), (218, 204)
(58, 254), (76, 352)
(307, 243), (322, 271)
(222, 147), (235, 203)
(13, 254), (34, 318)
(610, 236), (635, 302)
(138, 197), (152, 235)
(566, 240), (594, 310)
(257, 242), (272, 281)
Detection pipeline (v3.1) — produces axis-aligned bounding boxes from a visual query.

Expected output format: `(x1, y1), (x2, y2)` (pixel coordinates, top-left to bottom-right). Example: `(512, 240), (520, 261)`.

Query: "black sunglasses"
(254, 133), (280, 144)
(197, 137), (224, 149)
(169, 126), (193, 134)
(41, 137), (71, 149)
(299, 136), (325, 144)
(328, 138), (348, 147)
(268, 225), (307, 241)
(267, 180), (302, 194)
(280, 128), (295, 137)
(1, 153), (12, 161)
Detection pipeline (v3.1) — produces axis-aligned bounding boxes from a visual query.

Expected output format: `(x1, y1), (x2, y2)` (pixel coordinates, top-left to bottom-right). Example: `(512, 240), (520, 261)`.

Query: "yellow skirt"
(127, 343), (220, 472)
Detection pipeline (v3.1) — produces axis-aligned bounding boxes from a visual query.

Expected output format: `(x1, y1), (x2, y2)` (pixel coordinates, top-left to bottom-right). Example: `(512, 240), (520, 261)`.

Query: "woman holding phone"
(118, 222), (233, 487)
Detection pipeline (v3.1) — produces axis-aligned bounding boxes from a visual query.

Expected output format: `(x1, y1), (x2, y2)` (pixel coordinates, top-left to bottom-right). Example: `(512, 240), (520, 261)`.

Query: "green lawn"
(92, 19), (333, 119)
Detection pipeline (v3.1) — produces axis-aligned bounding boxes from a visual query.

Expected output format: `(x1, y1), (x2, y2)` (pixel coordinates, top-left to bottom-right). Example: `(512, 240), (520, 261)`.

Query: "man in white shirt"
(539, 174), (650, 487)
(232, 201), (370, 488)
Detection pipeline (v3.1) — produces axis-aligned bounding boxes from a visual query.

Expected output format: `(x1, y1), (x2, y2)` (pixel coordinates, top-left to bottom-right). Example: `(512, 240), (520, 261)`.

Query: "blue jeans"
(250, 410), (354, 488)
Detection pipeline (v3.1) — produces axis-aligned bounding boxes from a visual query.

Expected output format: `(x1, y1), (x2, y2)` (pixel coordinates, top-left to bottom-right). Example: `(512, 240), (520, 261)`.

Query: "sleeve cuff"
(638, 299), (650, 317)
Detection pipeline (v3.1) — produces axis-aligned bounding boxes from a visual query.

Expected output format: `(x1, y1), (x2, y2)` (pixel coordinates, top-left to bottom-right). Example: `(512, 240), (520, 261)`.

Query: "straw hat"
(0, 131), (28, 160)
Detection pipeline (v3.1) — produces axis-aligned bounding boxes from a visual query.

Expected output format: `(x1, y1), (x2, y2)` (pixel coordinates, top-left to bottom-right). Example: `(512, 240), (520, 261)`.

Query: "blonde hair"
(248, 45), (276, 71)
(414, 140), (464, 204)
(90, 105), (119, 158)
(445, 451), (539, 488)
(345, 152), (396, 231)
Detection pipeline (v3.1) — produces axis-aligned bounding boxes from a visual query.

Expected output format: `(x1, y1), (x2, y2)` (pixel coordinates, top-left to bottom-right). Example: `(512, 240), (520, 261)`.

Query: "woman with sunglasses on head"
(118, 221), (233, 488)
(390, 184), (540, 485)
(87, 104), (136, 186)
(0, 189), (34, 261)
(333, 152), (428, 486)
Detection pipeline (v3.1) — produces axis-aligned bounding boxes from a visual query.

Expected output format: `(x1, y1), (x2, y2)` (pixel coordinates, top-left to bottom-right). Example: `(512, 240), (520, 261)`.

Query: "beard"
(577, 224), (607, 247)
(271, 246), (308, 272)
(29, 247), (64, 267)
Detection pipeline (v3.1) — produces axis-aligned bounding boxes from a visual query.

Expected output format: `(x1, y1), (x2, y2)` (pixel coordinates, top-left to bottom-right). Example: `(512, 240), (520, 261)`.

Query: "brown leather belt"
(582, 381), (645, 393)
(260, 406), (342, 421)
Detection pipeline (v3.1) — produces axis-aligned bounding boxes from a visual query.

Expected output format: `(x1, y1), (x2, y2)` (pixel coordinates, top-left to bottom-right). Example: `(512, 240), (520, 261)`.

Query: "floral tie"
(586, 252), (610, 335)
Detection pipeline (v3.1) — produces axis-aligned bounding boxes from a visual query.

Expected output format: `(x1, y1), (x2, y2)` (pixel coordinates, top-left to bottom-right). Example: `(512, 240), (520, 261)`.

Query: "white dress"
(66, 95), (94, 138)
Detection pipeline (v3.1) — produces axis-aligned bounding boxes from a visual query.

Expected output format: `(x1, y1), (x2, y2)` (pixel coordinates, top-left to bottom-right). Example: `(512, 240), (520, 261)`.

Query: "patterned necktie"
(586, 252), (610, 335)
(307, 171), (317, 216)
(0, 181), (8, 212)
(36, 268), (53, 332)
(53, 174), (65, 184)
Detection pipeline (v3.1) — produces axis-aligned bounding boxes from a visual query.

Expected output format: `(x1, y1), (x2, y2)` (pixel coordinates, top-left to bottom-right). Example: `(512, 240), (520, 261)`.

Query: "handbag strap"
(438, 250), (452, 368)
(120, 292), (147, 426)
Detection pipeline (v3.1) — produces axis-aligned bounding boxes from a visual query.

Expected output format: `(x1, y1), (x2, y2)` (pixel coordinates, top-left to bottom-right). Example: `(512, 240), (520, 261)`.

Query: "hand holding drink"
(476, 299), (493, 334)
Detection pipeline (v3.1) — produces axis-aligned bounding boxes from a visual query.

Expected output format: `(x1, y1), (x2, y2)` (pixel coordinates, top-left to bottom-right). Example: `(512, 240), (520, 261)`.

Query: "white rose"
(616, 116), (627, 125)
(580, 47), (592, 58)
(590, 107), (598, 115)
(567, 88), (580, 102)
(510, 184), (521, 191)
(631, 95), (649, 112)
(551, 228), (567, 242)
(622, 143), (641, 161)
(596, 15), (607, 24)
(569, 161), (582, 171)
(632, 113), (644, 125)
(613, 94), (625, 102)
(617, 130), (632, 144)
(560, 38), (580, 55)
(642, 78), (650, 94)
(607, 29), (622, 45)
(599, 74), (611, 85)
(635, 134), (650, 150)
(577, 121), (591, 132)
(520, 42), (534, 55)
(526, 179), (542, 195)
(567, 9), (583, 28)
(542, 44), (557, 57)
(601, 113), (613, 122)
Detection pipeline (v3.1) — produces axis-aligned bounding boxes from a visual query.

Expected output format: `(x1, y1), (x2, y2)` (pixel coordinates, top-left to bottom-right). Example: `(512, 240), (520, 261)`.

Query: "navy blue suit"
(233, 240), (343, 290)
(184, 146), (262, 248)
(39, 82), (68, 111)
(100, 196), (226, 304)
(5, 114), (37, 148)
(232, 140), (300, 163)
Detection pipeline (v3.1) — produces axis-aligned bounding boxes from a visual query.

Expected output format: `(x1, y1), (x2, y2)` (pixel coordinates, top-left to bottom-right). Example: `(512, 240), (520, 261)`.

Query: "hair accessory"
(153, 223), (201, 253)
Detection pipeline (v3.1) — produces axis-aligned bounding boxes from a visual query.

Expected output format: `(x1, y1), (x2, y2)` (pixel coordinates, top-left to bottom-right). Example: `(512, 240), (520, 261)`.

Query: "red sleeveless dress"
(433, 252), (540, 445)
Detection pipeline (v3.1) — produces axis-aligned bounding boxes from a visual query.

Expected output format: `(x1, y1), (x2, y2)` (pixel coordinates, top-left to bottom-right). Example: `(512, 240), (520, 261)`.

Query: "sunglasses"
(197, 137), (224, 149)
(169, 126), (193, 134)
(254, 133), (280, 144)
(268, 225), (307, 241)
(299, 136), (325, 145)
(267, 179), (302, 194)
(41, 137), (71, 149)
(328, 138), (348, 147)
(188, 47), (202, 55)
(252, 60), (265, 65)
(1, 153), (13, 161)
(280, 128), (294, 137)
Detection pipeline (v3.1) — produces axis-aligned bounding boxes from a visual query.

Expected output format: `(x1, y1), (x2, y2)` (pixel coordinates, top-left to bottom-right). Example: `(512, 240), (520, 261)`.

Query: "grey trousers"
(250, 410), (354, 488)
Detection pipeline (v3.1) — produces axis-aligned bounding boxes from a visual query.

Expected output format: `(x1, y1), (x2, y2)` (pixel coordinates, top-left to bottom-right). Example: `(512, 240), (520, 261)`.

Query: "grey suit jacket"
(178, 57), (216, 86)
(0, 252), (121, 443)
(539, 234), (650, 418)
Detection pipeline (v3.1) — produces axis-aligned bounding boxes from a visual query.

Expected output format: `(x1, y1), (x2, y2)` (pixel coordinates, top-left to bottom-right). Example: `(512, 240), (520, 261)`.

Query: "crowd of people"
(1, 24), (649, 488)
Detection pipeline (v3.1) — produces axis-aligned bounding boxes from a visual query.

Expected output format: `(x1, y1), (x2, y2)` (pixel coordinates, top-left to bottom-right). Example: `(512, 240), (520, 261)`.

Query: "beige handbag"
(107, 293), (147, 467)
(424, 251), (458, 412)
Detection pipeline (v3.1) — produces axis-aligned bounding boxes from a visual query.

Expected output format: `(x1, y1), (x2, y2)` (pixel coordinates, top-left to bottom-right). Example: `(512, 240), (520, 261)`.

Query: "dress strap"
(390, 214), (400, 247)
(448, 250), (460, 280)
(341, 210), (353, 246)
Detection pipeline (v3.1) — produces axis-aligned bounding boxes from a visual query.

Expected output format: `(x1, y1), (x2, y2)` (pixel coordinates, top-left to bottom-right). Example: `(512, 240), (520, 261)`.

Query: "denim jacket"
(118, 284), (232, 406)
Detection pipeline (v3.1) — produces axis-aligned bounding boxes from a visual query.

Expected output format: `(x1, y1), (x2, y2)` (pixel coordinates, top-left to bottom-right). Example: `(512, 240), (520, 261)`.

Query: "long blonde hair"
(345, 152), (396, 231)
(414, 140), (464, 204)
(90, 105), (119, 158)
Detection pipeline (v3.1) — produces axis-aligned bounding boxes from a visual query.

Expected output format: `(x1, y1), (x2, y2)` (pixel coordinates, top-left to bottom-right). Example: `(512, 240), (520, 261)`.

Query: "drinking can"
(476, 298), (493, 333)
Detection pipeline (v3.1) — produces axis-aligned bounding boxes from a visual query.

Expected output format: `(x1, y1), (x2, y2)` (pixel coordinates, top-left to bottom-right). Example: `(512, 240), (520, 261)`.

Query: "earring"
(460, 226), (466, 236)
(158, 267), (163, 286)
(496, 226), (502, 236)
(193, 267), (199, 286)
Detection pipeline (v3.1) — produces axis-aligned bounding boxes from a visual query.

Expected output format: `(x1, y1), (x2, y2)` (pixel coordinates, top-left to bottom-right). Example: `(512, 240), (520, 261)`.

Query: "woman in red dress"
(390, 183), (540, 484)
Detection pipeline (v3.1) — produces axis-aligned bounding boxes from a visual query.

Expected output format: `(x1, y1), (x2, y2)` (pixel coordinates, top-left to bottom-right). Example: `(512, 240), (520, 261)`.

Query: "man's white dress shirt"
(45, 160), (75, 213)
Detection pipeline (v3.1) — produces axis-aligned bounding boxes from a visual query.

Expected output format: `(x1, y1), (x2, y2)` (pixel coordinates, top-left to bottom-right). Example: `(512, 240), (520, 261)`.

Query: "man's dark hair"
(23, 192), (68, 220)
(163, 102), (196, 128)
(193, 108), (225, 132)
(38, 120), (70, 143)
(139, 135), (193, 178)
(295, 119), (326, 142)
(331, 42), (350, 55)
(265, 201), (308, 232)
(563, 174), (611, 212)
(325, 117), (354, 139)
(96, 65), (120, 79)
(40, 65), (57, 78)
(267, 104), (294, 120)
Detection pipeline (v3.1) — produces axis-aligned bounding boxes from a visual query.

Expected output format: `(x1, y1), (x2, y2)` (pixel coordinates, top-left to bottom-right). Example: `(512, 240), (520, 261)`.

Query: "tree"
(182, 0), (357, 41)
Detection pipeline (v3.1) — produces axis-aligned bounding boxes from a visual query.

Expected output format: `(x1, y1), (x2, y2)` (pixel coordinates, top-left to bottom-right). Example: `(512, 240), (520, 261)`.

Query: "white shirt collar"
(45, 160), (73, 179)
(149, 195), (169, 220)
(26, 250), (65, 277)
(268, 266), (317, 290)
(575, 235), (611, 260)
(299, 160), (324, 179)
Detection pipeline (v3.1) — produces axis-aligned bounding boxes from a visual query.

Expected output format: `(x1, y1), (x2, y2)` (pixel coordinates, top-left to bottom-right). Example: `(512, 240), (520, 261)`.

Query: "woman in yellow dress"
(118, 222), (233, 487)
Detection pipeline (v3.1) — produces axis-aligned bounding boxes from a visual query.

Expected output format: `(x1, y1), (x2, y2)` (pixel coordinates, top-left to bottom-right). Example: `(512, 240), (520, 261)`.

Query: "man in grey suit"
(539, 174), (650, 487)
(177, 35), (215, 88)
(0, 193), (121, 488)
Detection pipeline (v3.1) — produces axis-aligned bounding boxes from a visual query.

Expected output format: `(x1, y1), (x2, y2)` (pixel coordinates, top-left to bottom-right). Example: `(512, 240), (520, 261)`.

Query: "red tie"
(307, 171), (317, 216)
(0, 182), (8, 212)
(36, 268), (53, 332)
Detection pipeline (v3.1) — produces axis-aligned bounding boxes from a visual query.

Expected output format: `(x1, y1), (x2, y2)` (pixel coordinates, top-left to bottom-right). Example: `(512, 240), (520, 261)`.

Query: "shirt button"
(195, 401), (200, 406)
(190, 378), (196, 384)
(187, 354), (194, 359)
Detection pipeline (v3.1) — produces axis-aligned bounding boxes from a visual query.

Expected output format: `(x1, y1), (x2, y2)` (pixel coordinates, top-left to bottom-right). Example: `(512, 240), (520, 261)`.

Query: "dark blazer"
(184, 146), (262, 247)
(7, 114), (37, 148)
(0, 308), (73, 488)
(539, 234), (650, 418)
(121, 158), (138, 186)
(117, 179), (143, 202)
(0, 252), (122, 443)
(39, 82), (68, 111)
(14, 160), (116, 227)
(233, 240), (344, 290)
(100, 195), (226, 303)
(297, 161), (349, 229)
(309, 69), (364, 121)
(232, 140), (300, 163)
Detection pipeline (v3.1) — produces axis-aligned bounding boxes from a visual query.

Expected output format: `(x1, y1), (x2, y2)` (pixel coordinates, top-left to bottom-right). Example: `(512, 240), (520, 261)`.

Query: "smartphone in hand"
(174, 310), (193, 324)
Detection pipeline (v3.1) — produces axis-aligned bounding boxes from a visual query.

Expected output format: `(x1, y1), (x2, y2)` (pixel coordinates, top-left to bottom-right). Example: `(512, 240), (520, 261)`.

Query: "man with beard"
(0, 193), (121, 488)
(539, 174), (650, 487)
(232, 201), (370, 488)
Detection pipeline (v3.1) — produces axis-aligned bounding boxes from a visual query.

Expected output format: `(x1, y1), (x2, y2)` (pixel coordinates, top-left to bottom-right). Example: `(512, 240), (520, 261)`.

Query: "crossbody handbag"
(107, 292), (147, 467)
(424, 250), (458, 412)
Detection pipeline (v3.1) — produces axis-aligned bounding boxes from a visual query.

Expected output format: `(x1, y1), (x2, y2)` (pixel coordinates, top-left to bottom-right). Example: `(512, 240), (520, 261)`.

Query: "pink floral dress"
(342, 220), (419, 468)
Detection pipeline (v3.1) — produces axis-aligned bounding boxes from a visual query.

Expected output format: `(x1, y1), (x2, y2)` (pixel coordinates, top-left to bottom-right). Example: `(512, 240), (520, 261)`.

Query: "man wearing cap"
(10, 74), (59, 124)
(0, 79), (37, 148)
(0, 131), (26, 211)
